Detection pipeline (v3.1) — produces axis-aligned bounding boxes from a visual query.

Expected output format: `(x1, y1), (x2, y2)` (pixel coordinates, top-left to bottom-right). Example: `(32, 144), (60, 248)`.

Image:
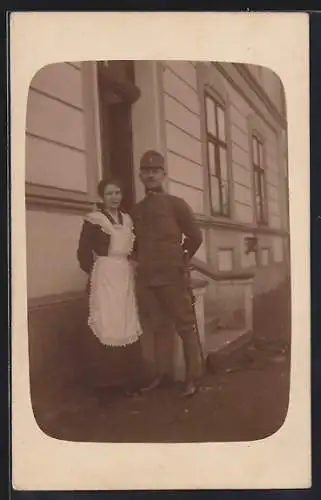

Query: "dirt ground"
(32, 281), (291, 444)
(33, 339), (290, 444)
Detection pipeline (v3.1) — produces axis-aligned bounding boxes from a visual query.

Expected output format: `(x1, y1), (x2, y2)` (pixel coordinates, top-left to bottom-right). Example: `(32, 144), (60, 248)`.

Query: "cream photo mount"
(10, 11), (310, 491)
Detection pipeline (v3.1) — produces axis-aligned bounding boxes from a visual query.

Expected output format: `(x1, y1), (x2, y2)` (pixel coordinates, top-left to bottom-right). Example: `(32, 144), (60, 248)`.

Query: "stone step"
(205, 328), (253, 372)
(206, 327), (251, 353)
(174, 325), (252, 381)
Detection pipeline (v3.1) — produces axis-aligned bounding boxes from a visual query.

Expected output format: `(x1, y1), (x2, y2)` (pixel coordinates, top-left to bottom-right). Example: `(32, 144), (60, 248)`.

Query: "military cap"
(140, 150), (165, 170)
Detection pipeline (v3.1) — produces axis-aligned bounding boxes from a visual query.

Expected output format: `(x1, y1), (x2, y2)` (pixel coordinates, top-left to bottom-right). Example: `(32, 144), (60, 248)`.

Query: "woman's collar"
(104, 208), (124, 225)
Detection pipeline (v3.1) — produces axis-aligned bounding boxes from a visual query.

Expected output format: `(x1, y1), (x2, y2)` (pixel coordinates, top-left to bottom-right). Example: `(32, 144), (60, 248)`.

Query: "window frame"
(260, 247), (270, 267)
(251, 131), (268, 226)
(204, 90), (230, 218)
(217, 247), (234, 272)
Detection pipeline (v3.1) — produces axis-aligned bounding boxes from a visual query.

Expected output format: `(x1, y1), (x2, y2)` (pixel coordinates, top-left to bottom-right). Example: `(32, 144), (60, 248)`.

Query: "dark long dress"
(77, 209), (147, 394)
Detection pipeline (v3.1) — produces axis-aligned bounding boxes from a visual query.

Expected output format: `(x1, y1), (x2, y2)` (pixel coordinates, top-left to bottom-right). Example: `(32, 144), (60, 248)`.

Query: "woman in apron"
(77, 178), (146, 398)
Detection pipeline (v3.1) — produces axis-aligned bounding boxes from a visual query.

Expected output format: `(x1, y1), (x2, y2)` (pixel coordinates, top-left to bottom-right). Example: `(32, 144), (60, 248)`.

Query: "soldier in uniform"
(130, 150), (204, 398)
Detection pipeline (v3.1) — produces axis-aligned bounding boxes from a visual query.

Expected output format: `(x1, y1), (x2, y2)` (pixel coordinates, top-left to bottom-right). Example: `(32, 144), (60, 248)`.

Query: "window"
(252, 134), (267, 224)
(205, 93), (229, 216)
(217, 249), (234, 272)
(261, 248), (270, 266)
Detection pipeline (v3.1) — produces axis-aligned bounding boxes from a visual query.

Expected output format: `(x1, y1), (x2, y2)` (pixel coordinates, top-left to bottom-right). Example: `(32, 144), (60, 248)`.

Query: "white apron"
(84, 211), (142, 347)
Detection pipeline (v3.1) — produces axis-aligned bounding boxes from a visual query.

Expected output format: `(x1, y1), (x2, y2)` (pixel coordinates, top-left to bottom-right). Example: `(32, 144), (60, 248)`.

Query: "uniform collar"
(145, 186), (165, 195)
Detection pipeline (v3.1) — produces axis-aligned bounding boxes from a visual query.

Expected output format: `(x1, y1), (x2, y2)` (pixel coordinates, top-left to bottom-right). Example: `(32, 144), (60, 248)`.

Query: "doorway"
(97, 61), (140, 213)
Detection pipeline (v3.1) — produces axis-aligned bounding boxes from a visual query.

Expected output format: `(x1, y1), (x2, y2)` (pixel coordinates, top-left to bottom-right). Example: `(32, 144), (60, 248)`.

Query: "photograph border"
(9, 10), (310, 492)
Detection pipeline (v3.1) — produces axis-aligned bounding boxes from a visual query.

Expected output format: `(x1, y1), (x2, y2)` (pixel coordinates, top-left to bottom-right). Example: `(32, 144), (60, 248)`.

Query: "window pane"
(217, 106), (226, 141)
(256, 195), (262, 219)
(258, 142), (263, 167)
(219, 147), (228, 181)
(254, 170), (260, 195)
(208, 142), (216, 175)
(260, 173), (266, 204)
(252, 136), (258, 165)
(261, 248), (269, 266)
(221, 180), (229, 215)
(210, 176), (221, 213)
(205, 97), (216, 136)
(218, 249), (233, 272)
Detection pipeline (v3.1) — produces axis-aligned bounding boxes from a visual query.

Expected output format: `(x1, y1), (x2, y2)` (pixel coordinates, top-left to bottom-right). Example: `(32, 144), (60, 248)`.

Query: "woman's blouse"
(77, 209), (125, 274)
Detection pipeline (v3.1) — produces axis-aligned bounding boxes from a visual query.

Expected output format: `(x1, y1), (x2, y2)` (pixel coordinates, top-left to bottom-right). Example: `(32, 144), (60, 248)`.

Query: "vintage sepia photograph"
(25, 58), (292, 444)
(10, 11), (311, 491)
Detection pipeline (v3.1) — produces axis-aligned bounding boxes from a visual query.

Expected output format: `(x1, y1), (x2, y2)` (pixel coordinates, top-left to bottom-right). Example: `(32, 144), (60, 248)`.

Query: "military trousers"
(136, 277), (203, 383)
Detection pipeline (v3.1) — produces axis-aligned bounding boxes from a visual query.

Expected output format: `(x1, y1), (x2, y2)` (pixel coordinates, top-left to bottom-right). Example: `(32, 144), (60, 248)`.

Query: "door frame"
(96, 61), (141, 211)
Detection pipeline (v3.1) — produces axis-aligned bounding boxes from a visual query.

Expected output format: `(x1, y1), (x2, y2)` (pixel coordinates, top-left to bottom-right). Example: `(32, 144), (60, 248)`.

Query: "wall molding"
(162, 61), (198, 94)
(26, 276), (211, 314)
(28, 277), (207, 311)
(28, 290), (86, 311)
(192, 257), (255, 282)
(235, 64), (286, 124)
(214, 62), (286, 133)
(195, 212), (289, 237)
(25, 62), (102, 210)
(26, 188), (95, 215)
(28, 86), (84, 113)
(203, 63), (229, 105)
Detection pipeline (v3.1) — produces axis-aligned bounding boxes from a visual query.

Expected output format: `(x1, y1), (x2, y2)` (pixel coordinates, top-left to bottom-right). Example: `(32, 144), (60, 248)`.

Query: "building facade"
(26, 60), (290, 395)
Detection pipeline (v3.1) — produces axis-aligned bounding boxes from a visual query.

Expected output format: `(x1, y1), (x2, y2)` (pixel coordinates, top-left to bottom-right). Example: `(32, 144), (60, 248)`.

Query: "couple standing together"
(77, 150), (204, 399)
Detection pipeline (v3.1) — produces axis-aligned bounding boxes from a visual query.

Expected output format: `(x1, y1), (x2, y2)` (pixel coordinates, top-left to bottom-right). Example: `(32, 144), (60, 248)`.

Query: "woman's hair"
(97, 177), (124, 199)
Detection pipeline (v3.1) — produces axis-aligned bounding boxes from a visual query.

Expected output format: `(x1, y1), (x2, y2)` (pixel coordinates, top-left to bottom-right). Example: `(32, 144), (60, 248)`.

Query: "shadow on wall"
(253, 262), (290, 297)
(203, 265), (291, 338)
(28, 295), (89, 411)
(253, 276), (291, 343)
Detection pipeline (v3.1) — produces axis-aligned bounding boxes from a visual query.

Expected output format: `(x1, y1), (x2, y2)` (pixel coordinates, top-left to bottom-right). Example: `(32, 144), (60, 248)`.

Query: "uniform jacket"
(130, 189), (202, 286)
